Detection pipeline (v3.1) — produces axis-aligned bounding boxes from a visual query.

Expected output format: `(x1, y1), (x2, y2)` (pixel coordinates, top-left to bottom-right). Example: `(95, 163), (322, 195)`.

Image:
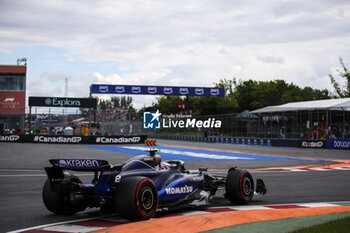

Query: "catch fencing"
(149, 134), (350, 150)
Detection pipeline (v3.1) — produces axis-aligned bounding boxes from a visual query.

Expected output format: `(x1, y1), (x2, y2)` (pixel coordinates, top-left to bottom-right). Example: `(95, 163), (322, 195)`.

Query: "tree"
(231, 79), (332, 111)
(329, 57), (350, 98)
(148, 78), (332, 115)
(98, 96), (133, 110)
(151, 96), (184, 114)
(97, 96), (137, 120)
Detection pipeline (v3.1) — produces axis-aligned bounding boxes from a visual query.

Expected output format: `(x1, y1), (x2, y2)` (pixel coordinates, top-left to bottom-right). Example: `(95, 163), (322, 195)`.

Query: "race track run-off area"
(86, 145), (309, 162)
(1, 140), (350, 233)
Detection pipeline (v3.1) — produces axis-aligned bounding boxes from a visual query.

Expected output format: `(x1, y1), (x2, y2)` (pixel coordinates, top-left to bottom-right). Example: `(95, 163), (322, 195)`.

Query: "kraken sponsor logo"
(59, 159), (67, 166)
(58, 159), (100, 168)
(165, 185), (193, 195)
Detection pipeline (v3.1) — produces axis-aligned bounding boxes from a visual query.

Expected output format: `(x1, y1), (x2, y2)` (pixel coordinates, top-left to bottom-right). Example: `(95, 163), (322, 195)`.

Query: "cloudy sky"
(0, 0), (350, 110)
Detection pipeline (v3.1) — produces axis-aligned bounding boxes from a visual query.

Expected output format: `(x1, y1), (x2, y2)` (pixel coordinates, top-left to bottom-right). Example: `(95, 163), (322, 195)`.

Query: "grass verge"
(288, 216), (350, 233)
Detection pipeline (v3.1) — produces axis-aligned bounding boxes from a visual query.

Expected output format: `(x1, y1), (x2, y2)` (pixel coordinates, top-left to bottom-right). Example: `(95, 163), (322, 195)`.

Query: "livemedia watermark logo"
(143, 110), (162, 129)
(143, 110), (221, 129)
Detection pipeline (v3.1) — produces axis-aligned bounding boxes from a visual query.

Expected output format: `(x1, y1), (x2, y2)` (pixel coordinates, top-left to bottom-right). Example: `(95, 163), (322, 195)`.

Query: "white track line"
(42, 224), (104, 233)
(0, 169), (43, 172)
(0, 174), (47, 177)
(7, 217), (101, 233)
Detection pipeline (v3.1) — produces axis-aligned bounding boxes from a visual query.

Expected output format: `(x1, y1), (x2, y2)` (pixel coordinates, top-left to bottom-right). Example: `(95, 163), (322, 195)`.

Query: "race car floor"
(9, 202), (350, 233)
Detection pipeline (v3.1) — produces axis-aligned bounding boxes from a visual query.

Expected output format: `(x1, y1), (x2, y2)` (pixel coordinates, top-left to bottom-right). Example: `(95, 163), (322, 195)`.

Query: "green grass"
(288, 216), (350, 233)
(204, 212), (350, 233)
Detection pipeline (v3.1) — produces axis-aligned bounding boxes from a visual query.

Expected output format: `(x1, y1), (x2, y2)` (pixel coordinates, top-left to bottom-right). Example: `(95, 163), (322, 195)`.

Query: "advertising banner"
(232, 138), (272, 146)
(34, 118), (60, 123)
(0, 134), (146, 144)
(0, 134), (23, 142)
(270, 139), (299, 148)
(88, 135), (146, 144)
(29, 97), (97, 108)
(91, 84), (225, 97)
(32, 135), (84, 144)
(0, 92), (25, 114)
(326, 138), (350, 150)
(299, 140), (326, 149)
(149, 135), (272, 146)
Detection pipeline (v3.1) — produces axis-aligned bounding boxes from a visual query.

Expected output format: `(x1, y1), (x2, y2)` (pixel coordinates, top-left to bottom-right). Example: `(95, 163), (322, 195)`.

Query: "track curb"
(11, 202), (350, 233)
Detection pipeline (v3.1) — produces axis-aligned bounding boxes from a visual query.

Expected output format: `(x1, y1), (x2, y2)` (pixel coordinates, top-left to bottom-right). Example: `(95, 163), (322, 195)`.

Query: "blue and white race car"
(43, 149), (266, 220)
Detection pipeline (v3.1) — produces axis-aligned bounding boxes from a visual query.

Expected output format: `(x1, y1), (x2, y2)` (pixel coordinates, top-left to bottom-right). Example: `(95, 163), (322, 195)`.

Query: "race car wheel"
(115, 176), (158, 221)
(42, 178), (84, 215)
(225, 169), (254, 204)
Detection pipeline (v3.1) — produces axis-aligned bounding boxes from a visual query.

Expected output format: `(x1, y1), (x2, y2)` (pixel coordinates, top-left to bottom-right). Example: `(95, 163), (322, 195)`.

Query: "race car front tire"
(42, 178), (85, 215)
(115, 176), (158, 221)
(225, 168), (254, 204)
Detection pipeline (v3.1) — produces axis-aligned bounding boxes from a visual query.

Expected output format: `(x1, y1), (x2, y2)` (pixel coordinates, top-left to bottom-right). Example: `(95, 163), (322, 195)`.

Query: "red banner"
(0, 92), (25, 114)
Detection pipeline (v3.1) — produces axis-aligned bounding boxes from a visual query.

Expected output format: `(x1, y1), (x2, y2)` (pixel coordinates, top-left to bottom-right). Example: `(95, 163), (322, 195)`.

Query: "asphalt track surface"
(0, 140), (349, 232)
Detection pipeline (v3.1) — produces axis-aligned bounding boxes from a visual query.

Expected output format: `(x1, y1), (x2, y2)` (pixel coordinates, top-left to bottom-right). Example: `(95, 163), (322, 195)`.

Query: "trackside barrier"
(270, 139), (299, 148)
(0, 134), (147, 144)
(299, 140), (326, 149)
(149, 134), (272, 146)
(148, 135), (350, 150)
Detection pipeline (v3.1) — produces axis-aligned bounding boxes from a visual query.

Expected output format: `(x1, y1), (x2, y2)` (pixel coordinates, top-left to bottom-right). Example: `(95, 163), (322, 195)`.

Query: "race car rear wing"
(49, 159), (111, 171)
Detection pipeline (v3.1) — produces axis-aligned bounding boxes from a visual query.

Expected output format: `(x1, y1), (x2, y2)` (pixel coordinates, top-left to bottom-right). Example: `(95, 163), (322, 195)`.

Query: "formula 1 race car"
(43, 149), (267, 220)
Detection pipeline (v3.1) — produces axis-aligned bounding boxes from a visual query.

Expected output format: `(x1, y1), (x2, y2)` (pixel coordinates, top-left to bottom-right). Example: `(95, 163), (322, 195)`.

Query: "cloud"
(40, 72), (71, 82)
(1, 0), (350, 108)
(257, 55), (285, 64)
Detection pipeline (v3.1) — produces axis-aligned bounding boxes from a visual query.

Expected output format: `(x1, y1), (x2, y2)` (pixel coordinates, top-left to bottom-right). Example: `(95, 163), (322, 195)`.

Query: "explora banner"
(91, 84), (225, 97)
(29, 97), (97, 108)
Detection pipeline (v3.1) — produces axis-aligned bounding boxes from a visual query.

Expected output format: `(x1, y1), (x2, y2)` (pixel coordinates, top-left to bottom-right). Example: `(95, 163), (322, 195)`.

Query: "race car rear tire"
(42, 178), (84, 215)
(115, 176), (158, 221)
(225, 169), (254, 204)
